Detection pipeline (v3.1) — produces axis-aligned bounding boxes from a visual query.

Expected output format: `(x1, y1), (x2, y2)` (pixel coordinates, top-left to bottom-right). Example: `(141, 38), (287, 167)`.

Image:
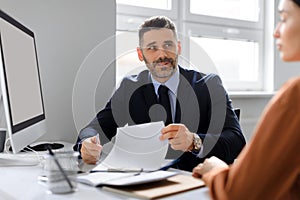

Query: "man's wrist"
(188, 133), (202, 152)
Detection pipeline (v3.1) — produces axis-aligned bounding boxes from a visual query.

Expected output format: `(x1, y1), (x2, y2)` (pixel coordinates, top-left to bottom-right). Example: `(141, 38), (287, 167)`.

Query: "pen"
(90, 168), (145, 173)
(95, 134), (100, 145)
(47, 146), (74, 190)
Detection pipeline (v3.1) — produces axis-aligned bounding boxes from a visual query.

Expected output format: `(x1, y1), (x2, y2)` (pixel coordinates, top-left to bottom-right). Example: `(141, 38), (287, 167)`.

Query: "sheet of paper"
(77, 172), (135, 186)
(103, 170), (177, 186)
(77, 170), (177, 187)
(93, 121), (168, 171)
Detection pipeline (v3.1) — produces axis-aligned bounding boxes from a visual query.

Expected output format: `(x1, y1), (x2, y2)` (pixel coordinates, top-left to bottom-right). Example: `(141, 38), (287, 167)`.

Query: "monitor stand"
(0, 142), (65, 167)
(27, 142), (64, 151)
(9, 142), (64, 152)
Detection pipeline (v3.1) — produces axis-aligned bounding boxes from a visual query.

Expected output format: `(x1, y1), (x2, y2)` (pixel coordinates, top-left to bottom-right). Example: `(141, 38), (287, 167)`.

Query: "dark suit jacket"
(74, 66), (246, 172)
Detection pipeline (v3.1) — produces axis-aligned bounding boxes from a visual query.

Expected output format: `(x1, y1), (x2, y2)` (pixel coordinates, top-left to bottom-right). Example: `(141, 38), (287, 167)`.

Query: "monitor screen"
(0, 10), (46, 153)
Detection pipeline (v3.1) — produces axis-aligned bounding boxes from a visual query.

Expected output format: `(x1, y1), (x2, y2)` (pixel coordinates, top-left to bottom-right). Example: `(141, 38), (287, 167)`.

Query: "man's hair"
(138, 16), (177, 47)
(292, 0), (300, 7)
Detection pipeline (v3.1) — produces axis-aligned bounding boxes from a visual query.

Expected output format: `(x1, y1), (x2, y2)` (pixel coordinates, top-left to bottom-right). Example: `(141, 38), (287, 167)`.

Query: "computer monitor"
(0, 9), (46, 153)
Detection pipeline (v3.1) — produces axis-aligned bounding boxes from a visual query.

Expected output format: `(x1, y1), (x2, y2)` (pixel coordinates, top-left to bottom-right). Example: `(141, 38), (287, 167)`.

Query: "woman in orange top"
(192, 0), (300, 199)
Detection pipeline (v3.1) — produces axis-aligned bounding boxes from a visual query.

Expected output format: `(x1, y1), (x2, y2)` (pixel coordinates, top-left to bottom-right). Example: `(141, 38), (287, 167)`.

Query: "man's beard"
(143, 54), (178, 79)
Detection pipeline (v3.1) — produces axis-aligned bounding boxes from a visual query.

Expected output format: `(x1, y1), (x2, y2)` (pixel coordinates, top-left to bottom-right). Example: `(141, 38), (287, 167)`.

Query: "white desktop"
(0, 146), (210, 199)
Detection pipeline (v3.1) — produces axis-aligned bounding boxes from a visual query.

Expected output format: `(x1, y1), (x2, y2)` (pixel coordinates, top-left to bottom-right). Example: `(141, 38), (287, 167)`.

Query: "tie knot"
(158, 85), (169, 95)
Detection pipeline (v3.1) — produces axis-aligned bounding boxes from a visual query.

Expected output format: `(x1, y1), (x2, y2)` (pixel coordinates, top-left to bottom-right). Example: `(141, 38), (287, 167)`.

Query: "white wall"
(0, 0), (116, 143)
(274, 48), (300, 90)
(230, 95), (272, 141)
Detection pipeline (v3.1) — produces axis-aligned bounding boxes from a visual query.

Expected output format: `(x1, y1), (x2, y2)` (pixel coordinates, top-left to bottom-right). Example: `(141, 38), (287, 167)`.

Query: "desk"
(0, 144), (210, 199)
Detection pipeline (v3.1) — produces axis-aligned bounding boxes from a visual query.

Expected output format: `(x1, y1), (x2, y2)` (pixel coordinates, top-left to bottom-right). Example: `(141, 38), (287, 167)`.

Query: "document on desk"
(77, 170), (178, 187)
(93, 121), (168, 171)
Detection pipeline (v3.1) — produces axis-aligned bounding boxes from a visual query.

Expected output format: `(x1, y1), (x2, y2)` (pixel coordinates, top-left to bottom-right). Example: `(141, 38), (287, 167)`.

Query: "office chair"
(234, 108), (240, 121)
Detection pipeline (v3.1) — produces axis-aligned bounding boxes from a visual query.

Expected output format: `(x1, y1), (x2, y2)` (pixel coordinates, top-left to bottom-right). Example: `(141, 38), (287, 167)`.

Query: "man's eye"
(148, 46), (157, 50)
(164, 43), (174, 49)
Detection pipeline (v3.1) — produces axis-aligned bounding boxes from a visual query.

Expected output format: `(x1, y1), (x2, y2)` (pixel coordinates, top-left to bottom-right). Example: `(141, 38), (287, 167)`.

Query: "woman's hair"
(293, 0), (300, 7)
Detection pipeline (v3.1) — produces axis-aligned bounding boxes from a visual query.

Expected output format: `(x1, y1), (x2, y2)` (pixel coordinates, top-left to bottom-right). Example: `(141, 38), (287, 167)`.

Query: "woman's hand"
(192, 156), (229, 178)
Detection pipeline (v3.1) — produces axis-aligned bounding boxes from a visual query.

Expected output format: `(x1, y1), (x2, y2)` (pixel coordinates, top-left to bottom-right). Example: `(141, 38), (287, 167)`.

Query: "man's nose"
(156, 47), (168, 58)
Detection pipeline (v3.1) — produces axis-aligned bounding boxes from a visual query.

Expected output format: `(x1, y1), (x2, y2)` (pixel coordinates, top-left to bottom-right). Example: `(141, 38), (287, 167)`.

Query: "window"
(190, 0), (260, 22)
(190, 37), (260, 90)
(117, 0), (177, 19)
(116, 0), (171, 10)
(116, 0), (265, 91)
(116, 31), (147, 86)
(184, 21), (263, 90)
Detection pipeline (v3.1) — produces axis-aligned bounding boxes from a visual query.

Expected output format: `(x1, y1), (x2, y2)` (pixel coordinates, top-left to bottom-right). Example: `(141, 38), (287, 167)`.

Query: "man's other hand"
(81, 135), (102, 164)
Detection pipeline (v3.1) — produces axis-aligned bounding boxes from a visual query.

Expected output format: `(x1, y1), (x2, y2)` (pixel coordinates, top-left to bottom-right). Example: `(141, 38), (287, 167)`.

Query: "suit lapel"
(176, 68), (192, 123)
(176, 68), (202, 132)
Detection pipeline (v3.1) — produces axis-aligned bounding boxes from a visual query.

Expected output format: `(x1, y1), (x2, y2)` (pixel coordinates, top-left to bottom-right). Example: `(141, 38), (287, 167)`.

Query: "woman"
(192, 0), (300, 199)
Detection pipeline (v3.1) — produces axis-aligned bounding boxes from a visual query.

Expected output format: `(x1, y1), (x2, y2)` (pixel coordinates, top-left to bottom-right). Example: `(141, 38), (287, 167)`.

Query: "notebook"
(102, 174), (206, 199)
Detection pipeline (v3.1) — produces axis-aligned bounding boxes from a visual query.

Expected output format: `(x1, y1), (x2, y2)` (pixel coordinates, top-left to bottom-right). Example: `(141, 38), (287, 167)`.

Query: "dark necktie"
(158, 85), (172, 125)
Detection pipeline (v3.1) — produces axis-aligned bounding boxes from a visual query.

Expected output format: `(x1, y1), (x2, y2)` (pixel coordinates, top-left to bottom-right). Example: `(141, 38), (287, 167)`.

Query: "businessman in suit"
(74, 16), (246, 172)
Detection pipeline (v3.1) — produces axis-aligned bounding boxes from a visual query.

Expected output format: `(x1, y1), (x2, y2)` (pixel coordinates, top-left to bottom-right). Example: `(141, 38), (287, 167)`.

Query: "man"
(74, 16), (246, 172)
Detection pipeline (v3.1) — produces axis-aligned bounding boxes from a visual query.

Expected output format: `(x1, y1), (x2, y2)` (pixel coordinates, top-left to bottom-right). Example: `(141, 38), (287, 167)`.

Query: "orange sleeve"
(202, 78), (300, 200)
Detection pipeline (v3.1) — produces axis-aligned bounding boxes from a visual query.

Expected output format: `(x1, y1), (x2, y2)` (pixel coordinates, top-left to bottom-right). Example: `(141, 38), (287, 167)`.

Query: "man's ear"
(137, 47), (144, 61)
(177, 41), (182, 55)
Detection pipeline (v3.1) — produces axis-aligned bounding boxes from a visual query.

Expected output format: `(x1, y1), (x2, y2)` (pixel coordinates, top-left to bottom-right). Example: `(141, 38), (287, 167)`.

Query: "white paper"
(77, 172), (135, 186)
(102, 170), (177, 186)
(94, 121), (168, 171)
(77, 170), (177, 187)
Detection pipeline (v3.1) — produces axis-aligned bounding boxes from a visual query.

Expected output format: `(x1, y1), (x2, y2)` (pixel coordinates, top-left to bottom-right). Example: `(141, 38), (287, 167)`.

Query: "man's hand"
(159, 124), (194, 151)
(192, 156), (229, 178)
(81, 135), (102, 164)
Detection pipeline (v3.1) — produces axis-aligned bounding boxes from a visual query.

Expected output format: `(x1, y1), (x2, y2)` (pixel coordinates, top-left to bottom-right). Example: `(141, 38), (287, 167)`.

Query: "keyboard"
(0, 153), (41, 166)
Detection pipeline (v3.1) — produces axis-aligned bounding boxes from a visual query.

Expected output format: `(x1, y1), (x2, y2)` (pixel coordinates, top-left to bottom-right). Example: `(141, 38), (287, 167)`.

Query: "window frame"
(117, 0), (178, 19)
(116, 0), (266, 91)
(183, 0), (264, 29)
(182, 22), (264, 91)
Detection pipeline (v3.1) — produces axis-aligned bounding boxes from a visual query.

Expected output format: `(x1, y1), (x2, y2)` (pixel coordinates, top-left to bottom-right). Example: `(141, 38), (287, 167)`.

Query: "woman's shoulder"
(272, 77), (300, 105)
(281, 77), (300, 93)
